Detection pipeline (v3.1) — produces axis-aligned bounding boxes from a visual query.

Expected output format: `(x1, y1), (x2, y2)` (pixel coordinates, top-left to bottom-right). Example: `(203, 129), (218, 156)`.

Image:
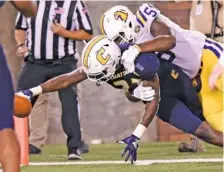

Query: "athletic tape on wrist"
(132, 124), (146, 139)
(30, 86), (43, 96)
(133, 45), (141, 53)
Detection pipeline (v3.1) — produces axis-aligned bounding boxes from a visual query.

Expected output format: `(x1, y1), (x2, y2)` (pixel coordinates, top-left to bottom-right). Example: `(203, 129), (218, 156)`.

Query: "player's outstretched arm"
(137, 74), (160, 130)
(18, 68), (87, 98)
(118, 74), (160, 164)
(41, 68), (87, 93)
(137, 18), (176, 52)
(11, 0), (37, 17)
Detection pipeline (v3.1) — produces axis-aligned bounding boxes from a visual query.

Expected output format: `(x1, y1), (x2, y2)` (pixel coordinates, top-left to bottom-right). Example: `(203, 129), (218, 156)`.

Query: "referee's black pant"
(17, 55), (81, 152)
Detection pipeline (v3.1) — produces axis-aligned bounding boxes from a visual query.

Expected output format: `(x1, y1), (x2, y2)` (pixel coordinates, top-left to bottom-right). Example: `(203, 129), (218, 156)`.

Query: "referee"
(15, 0), (93, 160)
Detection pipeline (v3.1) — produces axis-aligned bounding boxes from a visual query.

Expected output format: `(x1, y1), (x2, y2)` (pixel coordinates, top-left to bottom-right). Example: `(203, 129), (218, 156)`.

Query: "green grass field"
(21, 142), (223, 172)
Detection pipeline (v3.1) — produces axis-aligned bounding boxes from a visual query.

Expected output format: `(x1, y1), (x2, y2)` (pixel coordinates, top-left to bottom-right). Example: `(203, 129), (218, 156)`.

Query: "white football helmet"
(100, 5), (139, 44)
(81, 35), (121, 84)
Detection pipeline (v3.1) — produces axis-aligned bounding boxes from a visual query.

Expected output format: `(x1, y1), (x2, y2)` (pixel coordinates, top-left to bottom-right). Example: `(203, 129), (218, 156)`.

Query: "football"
(14, 94), (32, 118)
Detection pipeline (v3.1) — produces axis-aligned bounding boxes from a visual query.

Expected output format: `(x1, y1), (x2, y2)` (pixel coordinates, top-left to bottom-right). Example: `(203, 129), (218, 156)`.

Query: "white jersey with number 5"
(135, 4), (206, 79)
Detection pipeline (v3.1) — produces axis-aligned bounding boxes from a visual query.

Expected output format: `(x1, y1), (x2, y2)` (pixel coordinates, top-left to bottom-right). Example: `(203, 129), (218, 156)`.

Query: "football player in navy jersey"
(18, 36), (223, 164)
(0, 1), (36, 171)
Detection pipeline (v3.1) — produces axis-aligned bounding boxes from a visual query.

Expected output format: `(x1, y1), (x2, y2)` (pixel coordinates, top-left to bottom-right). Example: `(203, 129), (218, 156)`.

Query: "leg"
(0, 46), (20, 172)
(0, 129), (20, 172)
(17, 61), (49, 153)
(29, 94), (48, 153)
(58, 86), (82, 159)
(159, 61), (205, 152)
(204, 111), (223, 132)
(200, 48), (223, 131)
(158, 97), (223, 147)
(50, 62), (82, 159)
(77, 85), (89, 154)
(194, 121), (223, 147)
(158, 97), (203, 134)
(176, 68), (205, 151)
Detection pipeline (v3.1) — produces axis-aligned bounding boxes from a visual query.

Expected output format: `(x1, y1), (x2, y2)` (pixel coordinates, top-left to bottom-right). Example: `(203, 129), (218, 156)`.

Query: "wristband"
(132, 124), (146, 139)
(30, 86), (43, 96)
(133, 45), (141, 53)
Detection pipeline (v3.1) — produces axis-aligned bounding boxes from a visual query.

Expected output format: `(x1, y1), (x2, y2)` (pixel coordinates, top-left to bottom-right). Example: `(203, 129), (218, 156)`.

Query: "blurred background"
(0, 0), (222, 145)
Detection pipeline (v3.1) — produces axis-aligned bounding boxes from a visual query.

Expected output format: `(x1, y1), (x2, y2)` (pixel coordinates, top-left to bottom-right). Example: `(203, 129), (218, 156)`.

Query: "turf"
(21, 142), (223, 172)
(22, 163), (223, 172)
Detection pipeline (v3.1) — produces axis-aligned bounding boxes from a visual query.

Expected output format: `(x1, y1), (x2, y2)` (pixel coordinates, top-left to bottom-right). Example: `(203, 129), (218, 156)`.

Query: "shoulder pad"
(136, 4), (160, 28)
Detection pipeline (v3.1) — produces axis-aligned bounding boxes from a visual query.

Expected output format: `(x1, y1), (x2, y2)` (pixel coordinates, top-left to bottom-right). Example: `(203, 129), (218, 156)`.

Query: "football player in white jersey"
(100, 4), (223, 133)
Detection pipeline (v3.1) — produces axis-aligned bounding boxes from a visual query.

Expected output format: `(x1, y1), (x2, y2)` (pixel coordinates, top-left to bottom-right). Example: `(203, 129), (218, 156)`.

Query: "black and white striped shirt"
(15, 0), (93, 60)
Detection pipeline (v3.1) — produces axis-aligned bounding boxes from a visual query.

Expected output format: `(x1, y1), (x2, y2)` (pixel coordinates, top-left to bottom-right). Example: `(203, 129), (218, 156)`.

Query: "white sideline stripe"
(29, 158), (224, 166)
(46, 152), (169, 158)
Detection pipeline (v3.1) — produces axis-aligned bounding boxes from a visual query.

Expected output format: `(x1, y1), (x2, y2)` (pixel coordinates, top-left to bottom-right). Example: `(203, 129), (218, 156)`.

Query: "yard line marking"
(29, 158), (224, 166)
(45, 152), (170, 158)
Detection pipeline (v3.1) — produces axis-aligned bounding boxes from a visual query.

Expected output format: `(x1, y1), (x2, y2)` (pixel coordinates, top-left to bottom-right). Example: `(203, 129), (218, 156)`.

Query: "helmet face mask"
(113, 31), (135, 44)
(86, 61), (117, 84)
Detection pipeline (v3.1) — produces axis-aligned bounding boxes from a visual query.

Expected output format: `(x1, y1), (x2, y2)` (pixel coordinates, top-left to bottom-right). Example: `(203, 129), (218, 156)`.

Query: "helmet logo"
(114, 11), (128, 22)
(96, 47), (111, 65)
(135, 25), (141, 33)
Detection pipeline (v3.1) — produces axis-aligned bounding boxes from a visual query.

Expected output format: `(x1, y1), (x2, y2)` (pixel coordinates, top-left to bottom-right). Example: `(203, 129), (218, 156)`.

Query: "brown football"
(14, 94), (32, 118)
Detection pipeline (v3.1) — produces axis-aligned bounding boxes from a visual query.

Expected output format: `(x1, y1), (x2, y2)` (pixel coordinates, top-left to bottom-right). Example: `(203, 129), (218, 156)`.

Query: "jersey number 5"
(143, 4), (158, 17)
(97, 47), (111, 65)
(144, 7), (157, 17)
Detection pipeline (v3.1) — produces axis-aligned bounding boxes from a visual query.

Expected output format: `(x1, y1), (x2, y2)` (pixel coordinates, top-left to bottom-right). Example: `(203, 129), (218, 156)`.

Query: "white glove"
(132, 83), (155, 101)
(121, 45), (141, 74)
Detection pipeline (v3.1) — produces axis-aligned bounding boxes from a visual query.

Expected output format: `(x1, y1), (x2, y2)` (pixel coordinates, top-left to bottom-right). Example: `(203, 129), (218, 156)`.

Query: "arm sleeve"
(75, 0), (93, 34)
(15, 12), (28, 30)
(134, 52), (160, 81)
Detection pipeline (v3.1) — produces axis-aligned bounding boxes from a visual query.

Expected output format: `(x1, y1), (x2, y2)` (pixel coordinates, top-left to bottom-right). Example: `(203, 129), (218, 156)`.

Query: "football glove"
(117, 134), (139, 164)
(121, 45), (141, 74)
(133, 82), (155, 101)
(16, 89), (33, 100)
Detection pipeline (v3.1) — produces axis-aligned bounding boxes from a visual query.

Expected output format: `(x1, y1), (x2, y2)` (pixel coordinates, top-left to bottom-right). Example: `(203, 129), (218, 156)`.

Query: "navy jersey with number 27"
(107, 44), (160, 92)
